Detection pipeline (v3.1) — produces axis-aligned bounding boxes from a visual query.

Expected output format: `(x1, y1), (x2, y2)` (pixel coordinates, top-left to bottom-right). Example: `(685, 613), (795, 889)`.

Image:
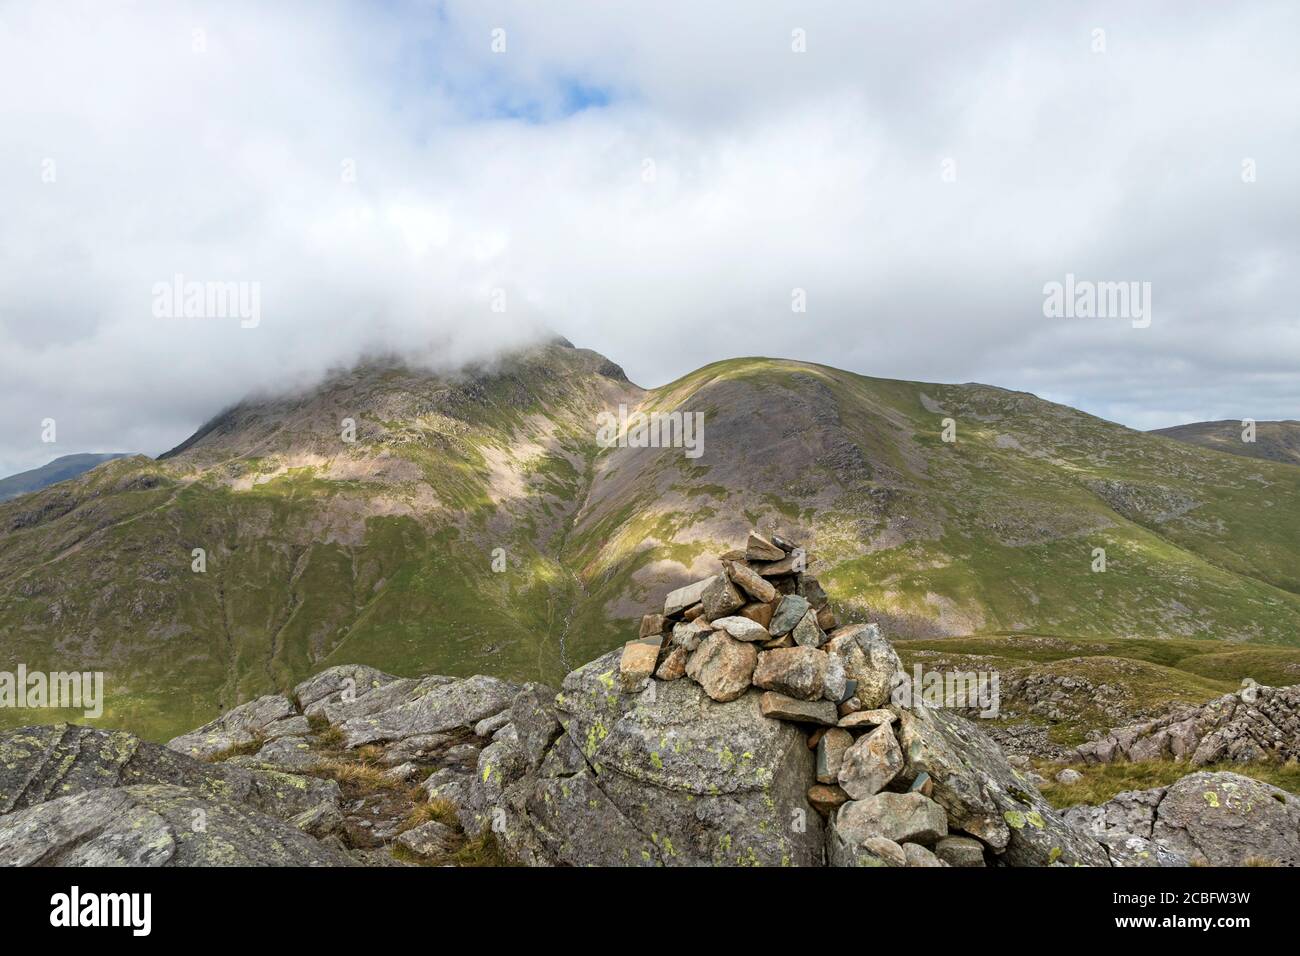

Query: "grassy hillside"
(1153, 419), (1300, 467)
(0, 453), (130, 501)
(2, 349), (1298, 741)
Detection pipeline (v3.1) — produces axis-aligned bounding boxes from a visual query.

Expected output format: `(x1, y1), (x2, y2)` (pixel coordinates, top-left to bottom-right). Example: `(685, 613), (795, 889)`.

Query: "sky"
(1, 0), (1297, 477)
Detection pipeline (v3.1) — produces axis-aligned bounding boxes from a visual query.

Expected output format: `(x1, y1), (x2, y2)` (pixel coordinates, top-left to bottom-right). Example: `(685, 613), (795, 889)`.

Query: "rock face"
(1064, 771), (1300, 866)
(466, 648), (824, 866)
(0, 784), (352, 866)
(1075, 684), (1300, 765)
(0, 725), (347, 866)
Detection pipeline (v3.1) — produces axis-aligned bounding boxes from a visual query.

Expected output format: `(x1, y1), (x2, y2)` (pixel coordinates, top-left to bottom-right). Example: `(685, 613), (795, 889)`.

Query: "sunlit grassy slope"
(2, 348), (1298, 740)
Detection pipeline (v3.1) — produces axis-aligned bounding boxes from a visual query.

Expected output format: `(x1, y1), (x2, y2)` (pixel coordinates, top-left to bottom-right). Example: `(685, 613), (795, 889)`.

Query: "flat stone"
(752, 646), (828, 700)
(816, 605), (838, 631)
(664, 577), (713, 617)
(619, 636), (662, 691)
(750, 553), (803, 577)
(683, 603), (706, 621)
(639, 613), (667, 637)
(685, 632), (758, 703)
(816, 728), (854, 784)
(768, 594), (811, 637)
(838, 723), (903, 799)
(725, 560), (778, 603)
(758, 692), (838, 726)
(838, 709), (897, 729)
(709, 615), (771, 642)
(744, 531), (786, 561)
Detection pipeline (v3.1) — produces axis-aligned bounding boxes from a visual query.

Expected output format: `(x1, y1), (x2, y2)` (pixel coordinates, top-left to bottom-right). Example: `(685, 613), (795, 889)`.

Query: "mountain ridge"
(2, 343), (1299, 741)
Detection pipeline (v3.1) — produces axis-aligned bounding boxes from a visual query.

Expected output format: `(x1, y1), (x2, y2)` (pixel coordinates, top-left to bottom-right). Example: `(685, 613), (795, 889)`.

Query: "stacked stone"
(618, 530), (987, 867)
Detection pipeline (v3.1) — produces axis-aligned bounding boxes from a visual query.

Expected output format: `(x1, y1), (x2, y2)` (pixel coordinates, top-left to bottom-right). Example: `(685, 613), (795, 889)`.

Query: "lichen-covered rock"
(1076, 684), (1300, 766)
(1067, 771), (1300, 866)
(0, 784), (353, 866)
(166, 693), (298, 759)
(0, 725), (339, 826)
(892, 703), (1110, 866)
(472, 649), (823, 866)
(336, 674), (518, 748)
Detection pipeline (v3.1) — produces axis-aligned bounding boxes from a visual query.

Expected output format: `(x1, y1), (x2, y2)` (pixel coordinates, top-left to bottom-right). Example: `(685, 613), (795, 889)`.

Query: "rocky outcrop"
(1064, 771), (1300, 866)
(0, 725), (347, 866)
(1076, 684), (1300, 765)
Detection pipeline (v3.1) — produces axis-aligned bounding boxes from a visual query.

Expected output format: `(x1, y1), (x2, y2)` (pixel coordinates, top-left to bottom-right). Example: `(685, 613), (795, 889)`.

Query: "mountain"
(0, 453), (131, 501)
(1152, 419), (1300, 466)
(3, 342), (1300, 741)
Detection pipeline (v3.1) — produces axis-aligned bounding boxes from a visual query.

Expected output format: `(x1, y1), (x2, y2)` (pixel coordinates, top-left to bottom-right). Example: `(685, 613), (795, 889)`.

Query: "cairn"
(618, 531), (965, 858)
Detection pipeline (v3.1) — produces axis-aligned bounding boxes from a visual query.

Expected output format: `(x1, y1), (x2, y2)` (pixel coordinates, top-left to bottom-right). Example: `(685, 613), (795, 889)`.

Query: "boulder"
(686, 632), (759, 703)
(639, 613), (667, 637)
(753, 646), (828, 700)
(837, 791), (948, 845)
(655, 645), (689, 681)
(903, 842), (945, 867)
(0, 784), (352, 866)
(825, 624), (899, 709)
(838, 723), (903, 799)
(336, 675), (518, 748)
(1067, 771), (1300, 866)
(808, 783), (850, 815)
(738, 601), (776, 629)
(892, 704), (1110, 866)
(671, 618), (714, 651)
(396, 820), (459, 858)
(473, 650), (824, 866)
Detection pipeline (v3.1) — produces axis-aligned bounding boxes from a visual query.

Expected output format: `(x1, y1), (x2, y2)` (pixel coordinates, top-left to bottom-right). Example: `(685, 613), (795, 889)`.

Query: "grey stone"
(838, 723), (903, 799)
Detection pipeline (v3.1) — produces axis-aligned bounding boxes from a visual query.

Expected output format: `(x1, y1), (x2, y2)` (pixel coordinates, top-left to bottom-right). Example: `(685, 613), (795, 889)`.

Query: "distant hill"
(0, 453), (131, 501)
(3, 343), (1300, 742)
(1152, 420), (1300, 466)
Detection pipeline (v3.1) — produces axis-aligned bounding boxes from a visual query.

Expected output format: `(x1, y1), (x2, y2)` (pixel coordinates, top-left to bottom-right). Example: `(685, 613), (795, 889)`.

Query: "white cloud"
(0, 0), (1296, 475)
